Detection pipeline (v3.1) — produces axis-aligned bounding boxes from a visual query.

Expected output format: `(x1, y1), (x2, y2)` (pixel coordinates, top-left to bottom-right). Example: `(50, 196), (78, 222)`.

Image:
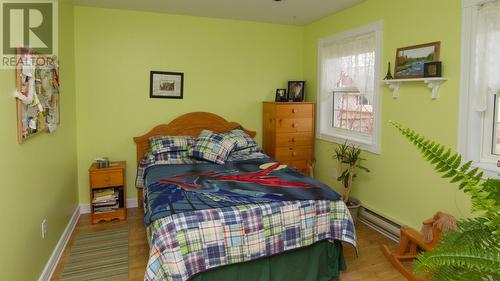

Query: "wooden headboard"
(133, 111), (256, 166)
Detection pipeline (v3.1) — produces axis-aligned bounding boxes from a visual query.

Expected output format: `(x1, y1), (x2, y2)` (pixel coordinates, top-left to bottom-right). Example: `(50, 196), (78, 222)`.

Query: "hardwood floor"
(51, 208), (405, 281)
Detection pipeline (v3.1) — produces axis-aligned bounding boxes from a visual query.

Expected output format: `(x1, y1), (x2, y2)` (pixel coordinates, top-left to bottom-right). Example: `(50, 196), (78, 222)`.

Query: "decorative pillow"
(223, 129), (258, 151)
(190, 130), (237, 164)
(154, 150), (192, 163)
(149, 135), (196, 155)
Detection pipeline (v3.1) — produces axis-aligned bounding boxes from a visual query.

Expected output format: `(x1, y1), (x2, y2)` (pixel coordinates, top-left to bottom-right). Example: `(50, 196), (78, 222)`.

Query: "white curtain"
(320, 32), (375, 100)
(474, 1), (500, 112)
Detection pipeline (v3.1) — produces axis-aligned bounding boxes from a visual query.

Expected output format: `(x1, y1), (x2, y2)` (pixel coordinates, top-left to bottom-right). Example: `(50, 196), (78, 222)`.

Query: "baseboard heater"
(358, 207), (401, 242)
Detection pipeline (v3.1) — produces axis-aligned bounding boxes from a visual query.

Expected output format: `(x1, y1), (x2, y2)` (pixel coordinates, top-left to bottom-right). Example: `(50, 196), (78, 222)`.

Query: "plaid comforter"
(141, 155), (356, 281)
(144, 200), (356, 281)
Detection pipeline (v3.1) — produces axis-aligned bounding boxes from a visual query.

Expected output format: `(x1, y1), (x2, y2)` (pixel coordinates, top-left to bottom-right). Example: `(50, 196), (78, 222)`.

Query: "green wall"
(0, 1), (77, 280)
(73, 7), (304, 204)
(74, 1), (471, 229)
(303, 0), (471, 229)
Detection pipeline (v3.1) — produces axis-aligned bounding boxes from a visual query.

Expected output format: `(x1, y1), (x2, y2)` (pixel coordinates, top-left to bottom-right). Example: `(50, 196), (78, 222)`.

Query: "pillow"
(223, 129), (258, 151)
(227, 148), (267, 161)
(149, 135), (196, 155)
(154, 150), (193, 163)
(190, 130), (237, 164)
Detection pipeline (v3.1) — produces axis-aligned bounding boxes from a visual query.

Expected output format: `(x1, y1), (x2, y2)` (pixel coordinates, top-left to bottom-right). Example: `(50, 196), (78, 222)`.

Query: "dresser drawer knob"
(292, 109), (297, 113)
(292, 123), (297, 128)
(292, 152), (297, 156)
(291, 138), (295, 142)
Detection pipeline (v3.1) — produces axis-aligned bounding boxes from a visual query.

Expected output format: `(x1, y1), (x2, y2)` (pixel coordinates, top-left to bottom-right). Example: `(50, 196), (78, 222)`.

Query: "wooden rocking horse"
(380, 212), (457, 281)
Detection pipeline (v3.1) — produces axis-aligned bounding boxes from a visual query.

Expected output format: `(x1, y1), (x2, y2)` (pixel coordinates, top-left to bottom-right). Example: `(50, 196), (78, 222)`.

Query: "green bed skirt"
(190, 240), (346, 281)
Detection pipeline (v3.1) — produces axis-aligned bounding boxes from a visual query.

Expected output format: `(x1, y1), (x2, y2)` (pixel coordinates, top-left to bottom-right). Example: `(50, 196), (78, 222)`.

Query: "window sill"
(472, 162), (499, 179)
(316, 133), (380, 154)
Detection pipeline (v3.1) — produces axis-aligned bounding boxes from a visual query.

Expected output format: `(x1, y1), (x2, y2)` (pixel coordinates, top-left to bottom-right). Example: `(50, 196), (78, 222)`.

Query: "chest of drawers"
(262, 102), (315, 176)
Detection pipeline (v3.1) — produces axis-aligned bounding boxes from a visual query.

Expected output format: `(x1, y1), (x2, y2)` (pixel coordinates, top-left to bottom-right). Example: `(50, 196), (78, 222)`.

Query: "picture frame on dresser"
(287, 81), (305, 102)
(275, 89), (287, 102)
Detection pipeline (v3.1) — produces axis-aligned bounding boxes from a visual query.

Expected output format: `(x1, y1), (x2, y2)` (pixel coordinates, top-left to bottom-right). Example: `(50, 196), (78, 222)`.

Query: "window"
(317, 21), (383, 153)
(459, 0), (500, 177)
(333, 88), (373, 133)
(493, 94), (500, 155)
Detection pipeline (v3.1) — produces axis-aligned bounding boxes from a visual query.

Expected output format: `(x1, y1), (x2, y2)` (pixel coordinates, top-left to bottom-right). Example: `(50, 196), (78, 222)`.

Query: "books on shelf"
(93, 188), (121, 213)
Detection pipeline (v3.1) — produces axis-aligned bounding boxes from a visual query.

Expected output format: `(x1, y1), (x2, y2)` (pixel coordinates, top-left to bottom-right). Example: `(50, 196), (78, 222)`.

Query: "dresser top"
(263, 101), (315, 104)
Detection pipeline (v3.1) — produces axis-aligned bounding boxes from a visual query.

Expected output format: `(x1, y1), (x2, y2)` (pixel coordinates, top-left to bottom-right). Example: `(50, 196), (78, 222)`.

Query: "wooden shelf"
(383, 77), (447, 99)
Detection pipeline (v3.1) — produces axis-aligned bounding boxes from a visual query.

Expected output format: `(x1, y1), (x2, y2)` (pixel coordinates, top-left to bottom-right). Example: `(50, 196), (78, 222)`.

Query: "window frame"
(316, 20), (383, 154)
(458, 0), (500, 178)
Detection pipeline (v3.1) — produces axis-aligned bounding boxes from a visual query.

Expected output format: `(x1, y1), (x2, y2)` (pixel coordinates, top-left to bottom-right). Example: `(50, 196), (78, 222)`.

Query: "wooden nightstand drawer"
(276, 104), (313, 118)
(92, 208), (126, 224)
(276, 132), (313, 147)
(91, 170), (123, 188)
(276, 118), (313, 133)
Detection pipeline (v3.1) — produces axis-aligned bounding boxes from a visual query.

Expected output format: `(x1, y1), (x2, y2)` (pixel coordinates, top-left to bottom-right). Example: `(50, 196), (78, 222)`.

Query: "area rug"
(60, 228), (129, 281)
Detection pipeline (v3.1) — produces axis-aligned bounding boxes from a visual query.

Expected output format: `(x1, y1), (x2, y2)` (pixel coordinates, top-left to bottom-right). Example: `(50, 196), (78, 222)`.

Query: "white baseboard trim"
(38, 206), (80, 281)
(80, 198), (139, 214)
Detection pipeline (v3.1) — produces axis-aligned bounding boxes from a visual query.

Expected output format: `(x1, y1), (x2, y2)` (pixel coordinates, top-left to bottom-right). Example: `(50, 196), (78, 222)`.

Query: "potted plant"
(333, 141), (370, 223)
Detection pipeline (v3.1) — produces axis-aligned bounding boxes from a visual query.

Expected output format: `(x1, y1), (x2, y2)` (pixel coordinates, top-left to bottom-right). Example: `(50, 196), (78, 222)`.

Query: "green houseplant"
(391, 121), (500, 281)
(333, 141), (370, 222)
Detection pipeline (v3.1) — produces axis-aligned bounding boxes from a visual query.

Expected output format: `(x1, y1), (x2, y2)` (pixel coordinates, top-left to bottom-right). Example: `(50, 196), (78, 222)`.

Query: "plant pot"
(346, 197), (361, 224)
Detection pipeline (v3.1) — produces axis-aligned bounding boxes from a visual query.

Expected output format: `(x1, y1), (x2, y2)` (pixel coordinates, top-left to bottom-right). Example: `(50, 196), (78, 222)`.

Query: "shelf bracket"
(386, 81), (401, 98)
(424, 79), (446, 99)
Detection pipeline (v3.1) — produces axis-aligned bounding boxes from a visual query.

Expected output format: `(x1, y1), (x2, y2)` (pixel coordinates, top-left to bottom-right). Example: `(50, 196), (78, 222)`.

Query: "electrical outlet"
(41, 219), (47, 239)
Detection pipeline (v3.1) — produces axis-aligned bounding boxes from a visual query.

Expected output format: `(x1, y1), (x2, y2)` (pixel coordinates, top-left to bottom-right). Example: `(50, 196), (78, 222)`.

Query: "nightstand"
(89, 161), (126, 224)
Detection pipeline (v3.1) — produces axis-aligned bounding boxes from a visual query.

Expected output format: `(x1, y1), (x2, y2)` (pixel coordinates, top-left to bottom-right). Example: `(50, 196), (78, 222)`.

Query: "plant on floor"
(390, 121), (500, 281)
(333, 141), (369, 205)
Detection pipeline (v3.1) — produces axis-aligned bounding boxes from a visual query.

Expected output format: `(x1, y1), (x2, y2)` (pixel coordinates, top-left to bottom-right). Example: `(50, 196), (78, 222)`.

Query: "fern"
(390, 122), (500, 280)
(416, 247), (500, 281)
(390, 121), (499, 233)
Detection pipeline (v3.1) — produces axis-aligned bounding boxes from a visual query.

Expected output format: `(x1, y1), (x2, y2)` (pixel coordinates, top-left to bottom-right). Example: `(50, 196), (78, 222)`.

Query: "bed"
(133, 112), (356, 281)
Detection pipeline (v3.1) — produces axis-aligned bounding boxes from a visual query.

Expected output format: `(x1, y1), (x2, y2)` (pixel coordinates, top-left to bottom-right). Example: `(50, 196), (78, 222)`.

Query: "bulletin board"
(15, 48), (60, 143)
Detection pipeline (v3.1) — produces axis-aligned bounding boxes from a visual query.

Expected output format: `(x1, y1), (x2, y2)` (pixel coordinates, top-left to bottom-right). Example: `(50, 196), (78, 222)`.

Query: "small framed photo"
(150, 71), (184, 99)
(287, 81), (305, 102)
(424, 61), (442, 77)
(394, 41), (440, 79)
(275, 89), (287, 102)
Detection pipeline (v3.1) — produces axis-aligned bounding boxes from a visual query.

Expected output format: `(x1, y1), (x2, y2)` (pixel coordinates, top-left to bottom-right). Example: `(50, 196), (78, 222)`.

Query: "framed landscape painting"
(394, 42), (440, 79)
(150, 71), (184, 99)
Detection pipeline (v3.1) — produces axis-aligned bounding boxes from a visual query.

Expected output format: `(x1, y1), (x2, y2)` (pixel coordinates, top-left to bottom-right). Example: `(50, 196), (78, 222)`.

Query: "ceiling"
(72, 0), (364, 25)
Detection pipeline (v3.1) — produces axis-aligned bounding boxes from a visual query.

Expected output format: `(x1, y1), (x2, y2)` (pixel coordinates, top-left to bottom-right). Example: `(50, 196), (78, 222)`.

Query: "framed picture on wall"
(394, 41), (440, 79)
(150, 71), (184, 99)
(287, 81), (305, 102)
